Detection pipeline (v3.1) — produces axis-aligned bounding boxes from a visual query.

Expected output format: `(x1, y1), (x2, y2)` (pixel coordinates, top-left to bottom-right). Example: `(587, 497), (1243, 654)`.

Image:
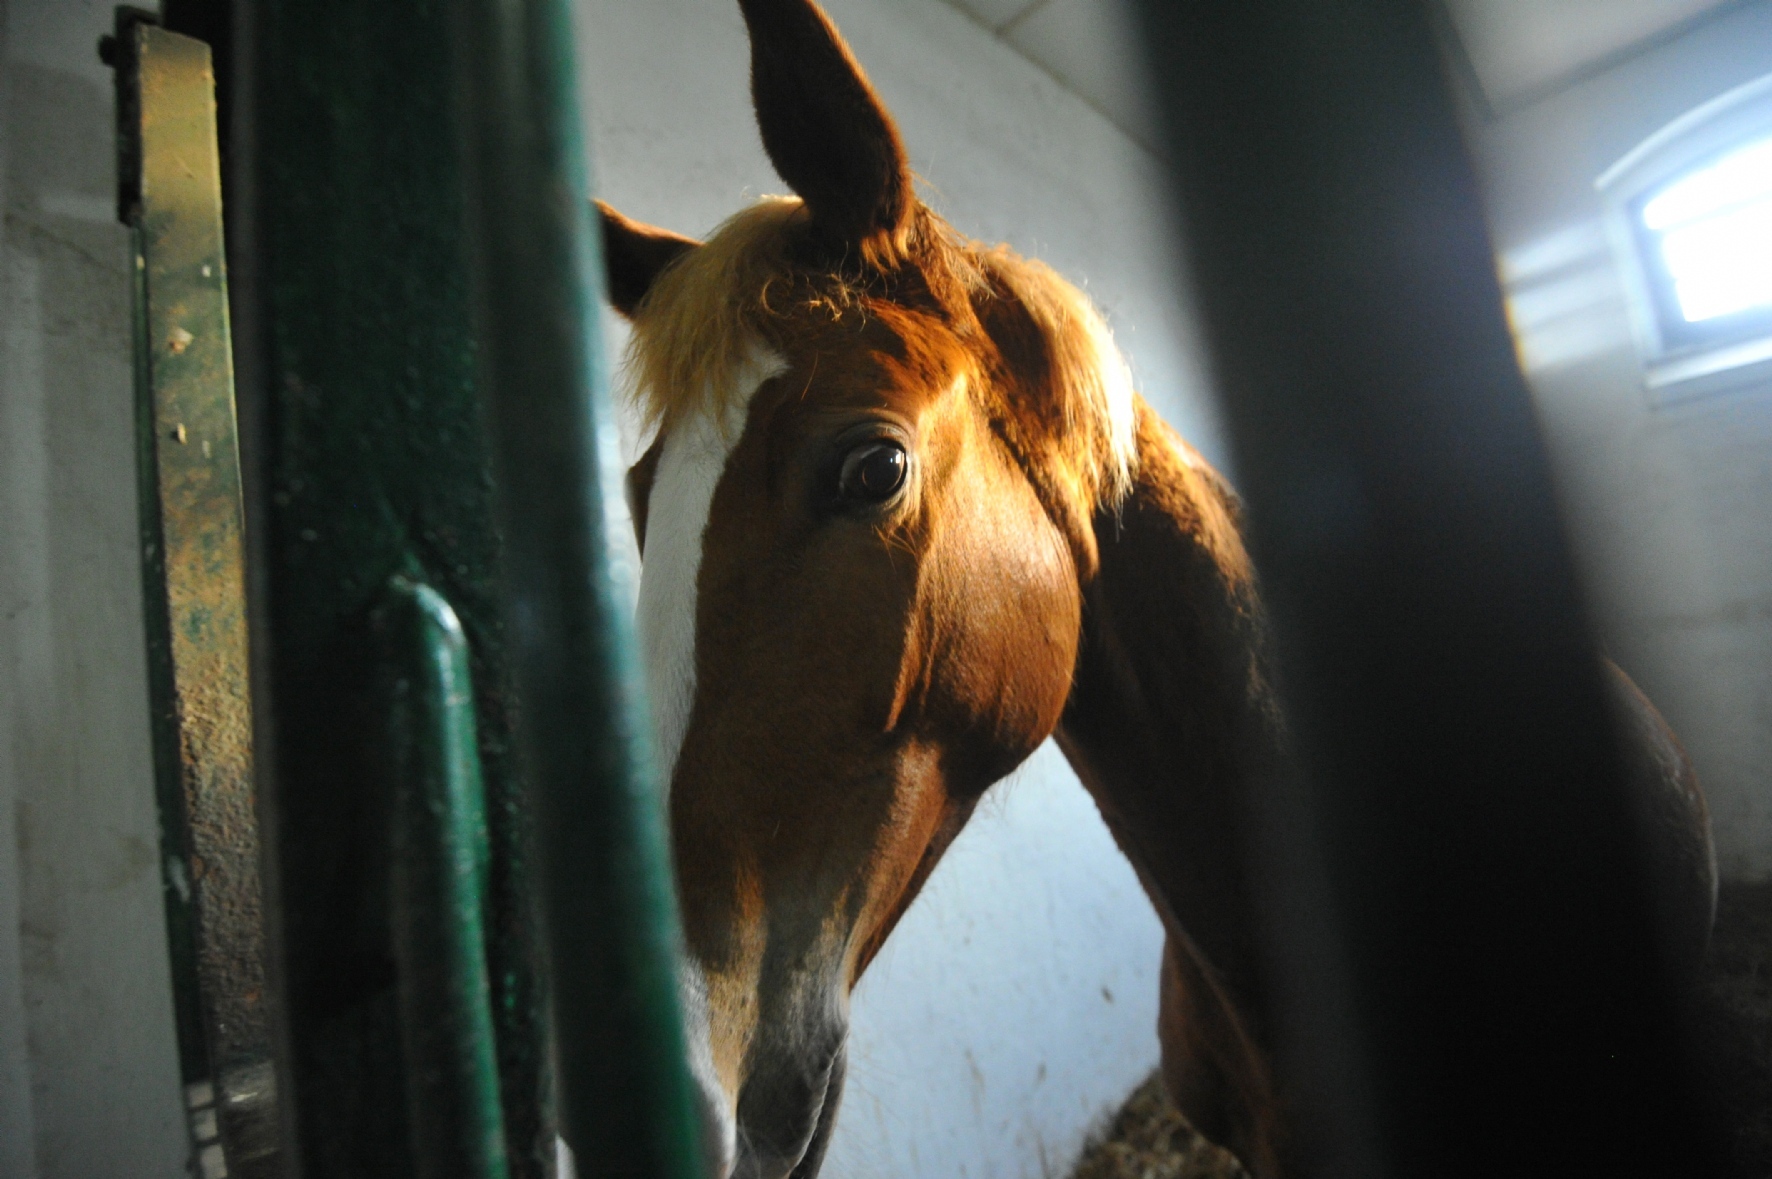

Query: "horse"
(594, 2), (1717, 1175)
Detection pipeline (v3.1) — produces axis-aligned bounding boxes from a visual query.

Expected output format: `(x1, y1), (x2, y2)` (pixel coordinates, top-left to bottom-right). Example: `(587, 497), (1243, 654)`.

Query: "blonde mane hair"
(621, 196), (1137, 507)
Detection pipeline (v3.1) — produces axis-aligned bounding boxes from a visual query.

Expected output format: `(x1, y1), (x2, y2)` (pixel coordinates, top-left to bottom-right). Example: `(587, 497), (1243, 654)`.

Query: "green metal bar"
(381, 577), (511, 1179)
(110, 15), (280, 1177)
(237, 1), (553, 1173)
(448, 1), (705, 1174)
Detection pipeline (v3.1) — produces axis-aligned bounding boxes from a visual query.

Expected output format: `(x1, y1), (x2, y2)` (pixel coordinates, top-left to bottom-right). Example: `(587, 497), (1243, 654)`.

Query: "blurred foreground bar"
(1128, 2), (1718, 1176)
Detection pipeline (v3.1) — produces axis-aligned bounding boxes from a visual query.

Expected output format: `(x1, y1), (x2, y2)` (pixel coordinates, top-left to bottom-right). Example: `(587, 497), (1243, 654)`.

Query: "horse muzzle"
(728, 1039), (847, 1179)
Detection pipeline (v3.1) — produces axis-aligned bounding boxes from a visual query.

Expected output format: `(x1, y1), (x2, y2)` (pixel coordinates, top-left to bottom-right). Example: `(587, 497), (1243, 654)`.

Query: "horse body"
(597, 3), (1714, 1176)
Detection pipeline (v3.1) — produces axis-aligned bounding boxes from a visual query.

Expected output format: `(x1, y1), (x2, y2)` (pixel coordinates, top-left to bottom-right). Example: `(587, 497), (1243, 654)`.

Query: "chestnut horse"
(595, 2), (1715, 1176)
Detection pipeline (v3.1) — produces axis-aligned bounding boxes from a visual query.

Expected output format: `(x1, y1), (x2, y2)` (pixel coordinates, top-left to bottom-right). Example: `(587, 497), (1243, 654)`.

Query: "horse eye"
(837, 441), (907, 503)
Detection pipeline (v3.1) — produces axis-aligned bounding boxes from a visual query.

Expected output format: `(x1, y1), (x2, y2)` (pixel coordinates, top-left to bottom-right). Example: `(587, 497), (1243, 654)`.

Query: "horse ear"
(597, 200), (701, 319)
(737, 0), (914, 252)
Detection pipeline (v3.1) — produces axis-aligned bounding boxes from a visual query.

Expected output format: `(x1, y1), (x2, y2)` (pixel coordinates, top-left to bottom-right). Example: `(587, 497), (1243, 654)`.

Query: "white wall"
(1461, 1), (1772, 883)
(575, 0), (1216, 1174)
(0, 1), (191, 1177)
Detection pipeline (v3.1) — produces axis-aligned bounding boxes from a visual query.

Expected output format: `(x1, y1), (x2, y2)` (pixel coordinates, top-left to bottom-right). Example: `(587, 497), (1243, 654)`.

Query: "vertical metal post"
(234, 2), (550, 1174)
(109, 15), (279, 1177)
(448, 2), (706, 1175)
(1127, 2), (1716, 1176)
(236, 0), (701, 1172)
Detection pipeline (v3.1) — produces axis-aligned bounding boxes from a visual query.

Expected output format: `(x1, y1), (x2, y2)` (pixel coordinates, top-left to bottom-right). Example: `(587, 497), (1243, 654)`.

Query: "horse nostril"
(787, 1046), (846, 1179)
(732, 1039), (847, 1179)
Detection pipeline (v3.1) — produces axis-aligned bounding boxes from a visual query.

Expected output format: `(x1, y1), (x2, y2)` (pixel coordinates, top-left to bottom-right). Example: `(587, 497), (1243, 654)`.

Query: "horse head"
(598, 2), (1290, 1175)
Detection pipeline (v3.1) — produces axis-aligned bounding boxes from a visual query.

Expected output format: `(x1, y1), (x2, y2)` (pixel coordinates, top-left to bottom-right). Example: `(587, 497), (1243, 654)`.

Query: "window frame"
(1599, 71), (1772, 403)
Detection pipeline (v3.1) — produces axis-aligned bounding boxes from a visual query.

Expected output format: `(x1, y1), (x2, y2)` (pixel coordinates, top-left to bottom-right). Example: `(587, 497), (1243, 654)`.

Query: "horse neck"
(1053, 403), (1285, 1005)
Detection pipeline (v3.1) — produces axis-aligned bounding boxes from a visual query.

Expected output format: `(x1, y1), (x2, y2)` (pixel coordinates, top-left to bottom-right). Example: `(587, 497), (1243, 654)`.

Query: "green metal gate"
(111, 3), (703, 1175)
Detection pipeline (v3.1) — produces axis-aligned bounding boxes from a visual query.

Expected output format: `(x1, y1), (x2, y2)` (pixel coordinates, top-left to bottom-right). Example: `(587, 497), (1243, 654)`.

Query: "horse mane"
(967, 244), (1137, 510)
(620, 195), (1137, 508)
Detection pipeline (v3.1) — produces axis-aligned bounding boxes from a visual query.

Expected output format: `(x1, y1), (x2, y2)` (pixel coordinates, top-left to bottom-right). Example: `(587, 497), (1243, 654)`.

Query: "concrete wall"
(0, 1), (191, 1177)
(575, 1), (1216, 1175)
(1462, 0), (1772, 883)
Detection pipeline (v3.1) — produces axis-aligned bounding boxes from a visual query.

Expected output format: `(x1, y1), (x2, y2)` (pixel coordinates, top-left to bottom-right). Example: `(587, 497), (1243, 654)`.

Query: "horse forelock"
(620, 196), (806, 439)
(621, 197), (1137, 514)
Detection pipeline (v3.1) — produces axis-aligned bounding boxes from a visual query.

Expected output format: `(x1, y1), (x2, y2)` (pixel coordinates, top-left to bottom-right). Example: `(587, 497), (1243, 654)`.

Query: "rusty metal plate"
(122, 18), (279, 1178)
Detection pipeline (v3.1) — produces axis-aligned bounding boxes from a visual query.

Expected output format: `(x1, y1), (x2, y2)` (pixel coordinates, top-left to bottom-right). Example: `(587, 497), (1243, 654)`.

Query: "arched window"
(1601, 73), (1772, 401)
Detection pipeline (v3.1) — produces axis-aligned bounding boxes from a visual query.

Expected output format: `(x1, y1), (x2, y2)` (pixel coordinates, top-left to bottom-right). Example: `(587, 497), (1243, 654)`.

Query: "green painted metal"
(449, 0), (706, 1173)
(238, 3), (545, 1175)
(380, 577), (512, 1179)
(238, 0), (701, 1170)
(111, 15), (281, 1176)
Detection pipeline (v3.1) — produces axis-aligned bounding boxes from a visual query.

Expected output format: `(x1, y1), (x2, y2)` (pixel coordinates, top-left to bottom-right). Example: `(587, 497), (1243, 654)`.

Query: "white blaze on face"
(633, 345), (786, 1176)
(635, 346), (787, 789)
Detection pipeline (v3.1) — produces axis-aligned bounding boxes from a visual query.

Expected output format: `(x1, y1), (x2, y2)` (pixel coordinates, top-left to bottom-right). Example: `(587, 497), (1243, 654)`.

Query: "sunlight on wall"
(1499, 222), (1632, 374)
